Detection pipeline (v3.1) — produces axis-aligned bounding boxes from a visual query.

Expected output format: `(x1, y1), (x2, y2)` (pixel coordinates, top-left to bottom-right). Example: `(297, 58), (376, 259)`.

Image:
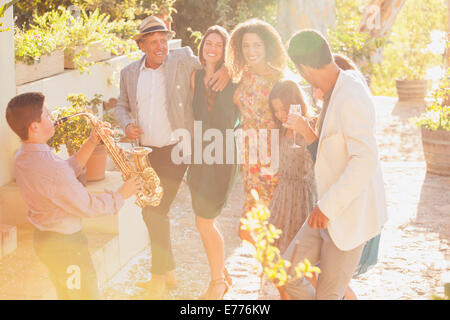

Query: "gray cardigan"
(115, 47), (201, 138)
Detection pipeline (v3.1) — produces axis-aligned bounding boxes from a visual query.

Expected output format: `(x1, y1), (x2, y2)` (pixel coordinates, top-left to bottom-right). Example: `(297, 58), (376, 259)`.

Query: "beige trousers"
(282, 221), (365, 300)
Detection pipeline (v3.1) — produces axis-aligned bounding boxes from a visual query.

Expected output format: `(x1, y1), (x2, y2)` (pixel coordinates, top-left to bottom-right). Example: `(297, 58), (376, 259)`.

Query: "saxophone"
(54, 112), (163, 208)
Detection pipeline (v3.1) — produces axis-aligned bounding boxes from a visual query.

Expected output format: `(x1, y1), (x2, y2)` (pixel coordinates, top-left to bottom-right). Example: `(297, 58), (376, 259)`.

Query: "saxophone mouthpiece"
(53, 116), (70, 126)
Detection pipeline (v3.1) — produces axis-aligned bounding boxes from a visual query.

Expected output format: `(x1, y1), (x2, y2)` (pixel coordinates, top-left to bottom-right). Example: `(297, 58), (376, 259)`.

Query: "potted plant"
(48, 93), (109, 182)
(393, 0), (445, 103)
(62, 8), (115, 71)
(412, 76), (450, 176)
(14, 27), (64, 85)
(107, 18), (139, 56)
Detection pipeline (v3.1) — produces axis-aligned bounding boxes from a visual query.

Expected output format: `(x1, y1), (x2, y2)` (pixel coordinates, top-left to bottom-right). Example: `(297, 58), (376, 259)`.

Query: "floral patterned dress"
(235, 70), (282, 212)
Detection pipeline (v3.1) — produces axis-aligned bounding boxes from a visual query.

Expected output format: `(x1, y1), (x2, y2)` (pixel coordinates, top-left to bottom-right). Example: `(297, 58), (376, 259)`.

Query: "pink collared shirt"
(14, 143), (124, 234)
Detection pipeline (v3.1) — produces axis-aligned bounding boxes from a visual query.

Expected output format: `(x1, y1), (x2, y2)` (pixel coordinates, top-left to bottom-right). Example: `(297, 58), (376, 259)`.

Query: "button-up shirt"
(14, 143), (124, 234)
(137, 59), (176, 147)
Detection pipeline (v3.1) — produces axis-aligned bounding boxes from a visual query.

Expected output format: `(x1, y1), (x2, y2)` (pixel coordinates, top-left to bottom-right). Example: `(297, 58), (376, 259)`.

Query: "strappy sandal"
(224, 267), (233, 286)
(198, 277), (229, 300)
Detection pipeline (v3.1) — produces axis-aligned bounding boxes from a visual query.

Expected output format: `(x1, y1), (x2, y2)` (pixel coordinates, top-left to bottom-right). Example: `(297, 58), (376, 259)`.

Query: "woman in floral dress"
(227, 18), (287, 244)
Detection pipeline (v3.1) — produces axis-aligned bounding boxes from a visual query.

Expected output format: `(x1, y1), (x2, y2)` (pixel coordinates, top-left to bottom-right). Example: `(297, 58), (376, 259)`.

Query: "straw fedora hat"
(133, 16), (175, 42)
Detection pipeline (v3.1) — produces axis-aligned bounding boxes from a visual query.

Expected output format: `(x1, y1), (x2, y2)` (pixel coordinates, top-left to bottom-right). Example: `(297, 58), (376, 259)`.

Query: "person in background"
(5, 92), (142, 299)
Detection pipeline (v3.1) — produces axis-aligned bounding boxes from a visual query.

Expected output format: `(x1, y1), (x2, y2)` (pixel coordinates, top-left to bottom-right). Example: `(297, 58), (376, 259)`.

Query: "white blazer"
(316, 70), (387, 251)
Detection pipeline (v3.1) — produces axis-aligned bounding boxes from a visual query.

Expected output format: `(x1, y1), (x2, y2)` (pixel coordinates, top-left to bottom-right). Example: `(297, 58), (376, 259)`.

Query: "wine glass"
(130, 118), (140, 148)
(289, 104), (302, 149)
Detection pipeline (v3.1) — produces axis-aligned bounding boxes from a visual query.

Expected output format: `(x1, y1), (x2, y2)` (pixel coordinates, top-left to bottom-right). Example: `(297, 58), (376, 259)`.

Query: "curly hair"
(226, 18), (287, 82)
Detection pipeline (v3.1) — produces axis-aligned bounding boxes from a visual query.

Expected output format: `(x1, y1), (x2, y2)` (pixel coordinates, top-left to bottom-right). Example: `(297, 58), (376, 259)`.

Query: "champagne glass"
(130, 118), (140, 148)
(289, 104), (302, 149)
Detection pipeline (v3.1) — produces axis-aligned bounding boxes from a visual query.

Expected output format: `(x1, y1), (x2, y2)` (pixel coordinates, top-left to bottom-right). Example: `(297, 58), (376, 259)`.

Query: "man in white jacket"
(280, 29), (387, 299)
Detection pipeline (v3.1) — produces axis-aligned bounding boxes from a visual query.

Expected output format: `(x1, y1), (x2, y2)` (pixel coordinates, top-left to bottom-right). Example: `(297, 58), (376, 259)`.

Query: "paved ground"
(103, 96), (450, 300)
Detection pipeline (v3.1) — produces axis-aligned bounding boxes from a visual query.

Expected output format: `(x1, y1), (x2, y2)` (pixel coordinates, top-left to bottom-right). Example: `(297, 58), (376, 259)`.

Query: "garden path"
(103, 96), (450, 300)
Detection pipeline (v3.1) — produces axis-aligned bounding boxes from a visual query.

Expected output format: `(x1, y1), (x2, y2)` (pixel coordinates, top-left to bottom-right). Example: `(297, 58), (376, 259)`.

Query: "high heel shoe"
(277, 286), (293, 300)
(199, 268), (232, 299)
(224, 267), (232, 287)
(198, 277), (229, 300)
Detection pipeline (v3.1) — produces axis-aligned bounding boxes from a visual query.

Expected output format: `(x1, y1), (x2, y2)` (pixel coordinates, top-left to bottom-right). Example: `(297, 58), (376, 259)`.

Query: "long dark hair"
(269, 80), (310, 130)
(198, 25), (229, 111)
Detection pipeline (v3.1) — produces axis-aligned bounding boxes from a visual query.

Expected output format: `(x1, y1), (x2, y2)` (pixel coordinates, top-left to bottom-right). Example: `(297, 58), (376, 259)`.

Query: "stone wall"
(0, 2), (20, 222)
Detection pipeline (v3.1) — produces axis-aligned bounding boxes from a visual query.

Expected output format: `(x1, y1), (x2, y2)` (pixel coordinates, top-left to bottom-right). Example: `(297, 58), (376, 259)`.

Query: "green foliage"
(14, 26), (59, 64)
(29, 6), (141, 72)
(186, 27), (203, 52)
(240, 190), (320, 287)
(390, 0), (446, 81)
(14, 0), (77, 28)
(62, 8), (112, 47)
(0, 0), (20, 32)
(48, 93), (103, 153)
(80, 0), (176, 21)
(328, 0), (386, 76)
(331, 0), (447, 96)
(102, 109), (120, 131)
(411, 75), (450, 131)
(30, 7), (115, 72)
(172, 0), (219, 50)
(13, 0), (177, 27)
(108, 19), (140, 55)
(108, 18), (139, 40)
(216, 0), (277, 31)
(370, 0), (447, 95)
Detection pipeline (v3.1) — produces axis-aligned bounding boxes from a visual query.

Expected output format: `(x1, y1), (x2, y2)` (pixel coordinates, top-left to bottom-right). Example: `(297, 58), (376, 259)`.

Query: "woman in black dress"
(188, 25), (240, 300)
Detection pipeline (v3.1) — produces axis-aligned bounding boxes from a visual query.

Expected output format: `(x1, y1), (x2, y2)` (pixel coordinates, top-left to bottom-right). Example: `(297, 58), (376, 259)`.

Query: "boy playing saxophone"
(5, 92), (143, 299)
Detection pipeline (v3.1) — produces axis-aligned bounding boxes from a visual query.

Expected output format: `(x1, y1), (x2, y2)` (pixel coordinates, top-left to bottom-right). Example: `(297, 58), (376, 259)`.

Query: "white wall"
(16, 39), (182, 111)
(0, 2), (20, 189)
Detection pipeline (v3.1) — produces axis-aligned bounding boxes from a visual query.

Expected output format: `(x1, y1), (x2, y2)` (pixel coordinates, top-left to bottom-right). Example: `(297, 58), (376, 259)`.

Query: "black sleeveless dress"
(187, 69), (240, 219)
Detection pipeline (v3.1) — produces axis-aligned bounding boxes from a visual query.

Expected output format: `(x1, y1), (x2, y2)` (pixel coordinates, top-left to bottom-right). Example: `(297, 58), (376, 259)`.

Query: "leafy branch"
(411, 73), (450, 131)
(0, 0), (21, 32)
(240, 189), (320, 290)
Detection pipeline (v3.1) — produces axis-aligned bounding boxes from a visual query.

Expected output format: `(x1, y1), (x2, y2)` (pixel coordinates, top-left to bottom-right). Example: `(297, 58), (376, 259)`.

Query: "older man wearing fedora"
(115, 16), (229, 299)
